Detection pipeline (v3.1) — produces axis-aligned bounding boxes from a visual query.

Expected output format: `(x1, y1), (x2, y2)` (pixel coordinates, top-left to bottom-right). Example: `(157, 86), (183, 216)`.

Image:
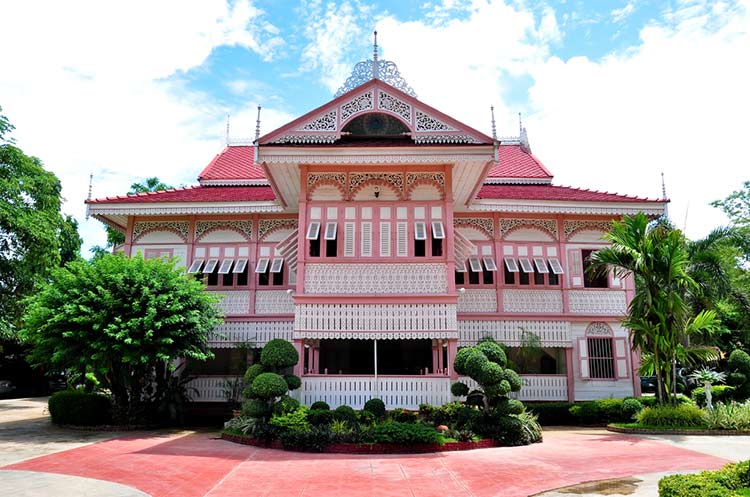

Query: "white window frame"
(203, 259), (219, 274)
(455, 259), (467, 272)
(233, 258), (248, 274)
(306, 222), (321, 240)
(519, 257), (534, 273)
(187, 259), (204, 274)
(504, 257), (519, 272)
(217, 259), (234, 274)
(255, 258), (269, 273)
(431, 221), (445, 239)
(414, 221), (427, 241)
(269, 258), (284, 273)
(324, 221), (337, 241)
(548, 258), (564, 274)
(533, 257), (549, 274)
(483, 257), (497, 272)
(468, 256), (482, 273)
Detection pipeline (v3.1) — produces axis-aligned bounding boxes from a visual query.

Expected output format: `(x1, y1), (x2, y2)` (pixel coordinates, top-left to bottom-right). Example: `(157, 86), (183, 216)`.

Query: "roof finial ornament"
(372, 30), (379, 79)
(518, 112), (523, 136)
(225, 113), (230, 144)
(254, 106), (262, 142)
(86, 173), (93, 219)
(518, 112), (531, 153)
(490, 105), (497, 141)
(661, 171), (670, 220)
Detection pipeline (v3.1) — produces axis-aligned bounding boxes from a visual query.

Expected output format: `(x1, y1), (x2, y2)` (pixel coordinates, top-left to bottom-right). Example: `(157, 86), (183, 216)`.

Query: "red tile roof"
(487, 144), (553, 180)
(198, 146), (266, 182)
(87, 185), (275, 204)
(477, 184), (663, 203)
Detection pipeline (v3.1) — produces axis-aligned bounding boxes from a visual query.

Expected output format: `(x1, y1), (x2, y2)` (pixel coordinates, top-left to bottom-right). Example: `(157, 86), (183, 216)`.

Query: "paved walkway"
(1, 398), (747, 497)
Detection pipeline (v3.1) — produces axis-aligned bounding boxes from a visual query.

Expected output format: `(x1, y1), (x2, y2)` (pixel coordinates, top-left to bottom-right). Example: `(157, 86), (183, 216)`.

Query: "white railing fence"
(187, 375), (239, 403)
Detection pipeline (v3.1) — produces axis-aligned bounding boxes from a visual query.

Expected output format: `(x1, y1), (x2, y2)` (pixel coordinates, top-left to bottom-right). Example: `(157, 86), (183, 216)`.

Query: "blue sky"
(0, 0), (748, 254)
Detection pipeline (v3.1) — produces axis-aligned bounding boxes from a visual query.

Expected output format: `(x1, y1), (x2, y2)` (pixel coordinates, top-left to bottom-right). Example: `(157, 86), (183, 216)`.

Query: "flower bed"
(221, 432), (499, 454)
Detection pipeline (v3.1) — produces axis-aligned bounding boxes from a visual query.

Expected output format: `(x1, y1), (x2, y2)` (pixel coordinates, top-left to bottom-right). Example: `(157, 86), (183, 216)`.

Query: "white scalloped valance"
(293, 331), (457, 340)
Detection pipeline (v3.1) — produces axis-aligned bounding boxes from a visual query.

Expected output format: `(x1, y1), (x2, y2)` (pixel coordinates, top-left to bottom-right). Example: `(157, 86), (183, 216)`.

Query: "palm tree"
(589, 213), (718, 404)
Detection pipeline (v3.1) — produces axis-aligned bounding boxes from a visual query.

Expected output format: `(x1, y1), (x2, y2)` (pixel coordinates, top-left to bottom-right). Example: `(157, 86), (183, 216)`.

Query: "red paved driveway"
(3, 429), (729, 497)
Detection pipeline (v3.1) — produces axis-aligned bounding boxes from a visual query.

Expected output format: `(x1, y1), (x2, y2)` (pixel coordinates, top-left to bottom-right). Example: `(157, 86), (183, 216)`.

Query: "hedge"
(659, 460), (749, 496)
(527, 398), (649, 425)
(48, 391), (112, 426)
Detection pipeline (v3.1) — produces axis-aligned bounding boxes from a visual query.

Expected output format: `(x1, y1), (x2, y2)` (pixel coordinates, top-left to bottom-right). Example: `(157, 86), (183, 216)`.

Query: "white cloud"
(0, 0), (286, 255)
(611, 2), (636, 23)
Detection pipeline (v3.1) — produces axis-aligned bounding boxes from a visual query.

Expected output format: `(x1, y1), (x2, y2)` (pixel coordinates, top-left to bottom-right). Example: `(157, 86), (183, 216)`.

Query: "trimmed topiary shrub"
(269, 406), (310, 434)
(692, 385), (736, 408)
(284, 374), (301, 391)
(333, 405), (357, 424)
(372, 422), (441, 444)
(310, 401), (330, 411)
(363, 398), (386, 419)
(637, 404), (705, 428)
(241, 398), (270, 418)
(621, 398), (644, 420)
(273, 395), (301, 416)
(260, 339), (299, 370)
(307, 409), (334, 426)
(728, 350), (750, 401)
(659, 460), (750, 497)
(569, 402), (602, 425)
(390, 408), (418, 423)
(48, 391), (112, 426)
(526, 402), (576, 425)
(251, 372), (289, 400)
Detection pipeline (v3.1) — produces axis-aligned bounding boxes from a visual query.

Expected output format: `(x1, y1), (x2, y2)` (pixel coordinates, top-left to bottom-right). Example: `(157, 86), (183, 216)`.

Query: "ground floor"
(0, 398), (741, 497)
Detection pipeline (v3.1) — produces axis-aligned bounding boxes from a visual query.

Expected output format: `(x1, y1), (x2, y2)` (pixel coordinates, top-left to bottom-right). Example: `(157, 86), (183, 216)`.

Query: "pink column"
(313, 345), (320, 374)
(437, 339), (444, 373)
(565, 347), (575, 402)
(293, 339), (304, 376)
(448, 339), (458, 379)
(432, 342), (439, 375)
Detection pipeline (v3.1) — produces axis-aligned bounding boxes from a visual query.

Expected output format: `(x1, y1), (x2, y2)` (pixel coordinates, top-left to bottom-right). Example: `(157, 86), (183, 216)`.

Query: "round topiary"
(241, 398), (270, 418)
(453, 347), (476, 375)
(358, 409), (376, 425)
(476, 340), (507, 366)
(273, 395), (301, 415)
(244, 363), (265, 391)
(306, 408), (334, 426)
(284, 374), (301, 391)
(260, 339), (299, 370)
(502, 369), (522, 392)
(484, 380), (511, 398)
(621, 398), (643, 420)
(48, 391), (112, 426)
(494, 398), (524, 416)
(333, 405), (357, 423)
(464, 350), (489, 379)
(363, 398), (386, 418)
(478, 361), (504, 385)
(451, 381), (469, 397)
(251, 372), (289, 400)
(310, 401), (330, 410)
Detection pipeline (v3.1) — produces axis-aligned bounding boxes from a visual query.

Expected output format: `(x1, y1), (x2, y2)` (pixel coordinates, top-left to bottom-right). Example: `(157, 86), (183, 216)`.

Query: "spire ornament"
(333, 31), (417, 98)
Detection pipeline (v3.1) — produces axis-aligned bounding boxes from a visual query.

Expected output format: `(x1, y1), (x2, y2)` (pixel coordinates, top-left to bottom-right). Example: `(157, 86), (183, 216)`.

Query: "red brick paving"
(3, 429), (730, 497)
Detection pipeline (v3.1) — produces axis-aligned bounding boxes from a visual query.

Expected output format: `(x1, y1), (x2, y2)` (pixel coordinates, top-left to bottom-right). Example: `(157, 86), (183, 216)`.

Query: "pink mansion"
(87, 54), (665, 409)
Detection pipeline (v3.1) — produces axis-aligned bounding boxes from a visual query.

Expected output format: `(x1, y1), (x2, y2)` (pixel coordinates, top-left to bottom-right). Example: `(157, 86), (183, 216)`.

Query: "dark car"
(640, 376), (656, 393)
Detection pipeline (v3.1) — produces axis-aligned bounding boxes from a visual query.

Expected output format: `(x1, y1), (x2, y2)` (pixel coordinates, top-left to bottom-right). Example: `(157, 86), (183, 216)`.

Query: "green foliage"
(659, 460), (750, 497)
(363, 398), (386, 419)
(103, 178), (173, 248)
(241, 398), (270, 418)
(569, 402), (602, 425)
(494, 398), (524, 416)
(21, 253), (220, 424)
(333, 405), (357, 423)
(389, 408), (418, 423)
(621, 398), (644, 420)
(431, 402), (463, 425)
(358, 409), (375, 425)
(1, 112), (79, 338)
(502, 369), (522, 392)
(279, 426), (332, 452)
(515, 410), (543, 444)
(306, 409), (334, 426)
(269, 406), (310, 433)
(693, 385), (736, 408)
(284, 374), (301, 391)
(260, 339), (298, 370)
(475, 339), (507, 366)
(310, 401), (330, 411)
(48, 391), (112, 426)
(251, 372), (289, 400)
(637, 404), (706, 427)
(728, 350), (750, 400)
(243, 364), (266, 396)
(526, 402), (577, 425)
(702, 401), (750, 430)
(372, 422), (441, 444)
(453, 347), (476, 375)
(712, 181), (750, 226)
(273, 395), (300, 416)
(451, 381), (469, 397)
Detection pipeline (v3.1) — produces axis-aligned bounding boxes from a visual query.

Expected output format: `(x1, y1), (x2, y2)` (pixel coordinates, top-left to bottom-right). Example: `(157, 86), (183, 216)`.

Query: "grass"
(738, 489), (750, 496)
(610, 422), (710, 431)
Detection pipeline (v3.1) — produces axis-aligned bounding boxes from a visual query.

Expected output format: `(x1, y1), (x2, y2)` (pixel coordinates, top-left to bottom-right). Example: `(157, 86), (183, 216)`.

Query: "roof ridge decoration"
(334, 31), (417, 98)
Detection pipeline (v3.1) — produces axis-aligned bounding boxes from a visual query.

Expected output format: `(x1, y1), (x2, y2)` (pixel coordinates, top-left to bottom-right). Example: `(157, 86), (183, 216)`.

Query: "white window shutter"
(344, 222), (355, 257)
(614, 337), (629, 378)
(361, 222), (372, 256)
(396, 222), (408, 257)
(324, 221), (337, 240)
(578, 337), (590, 379)
(568, 249), (583, 287)
(379, 222), (391, 257)
(306, 222), (320, 240)
(414, 221), (427, 240)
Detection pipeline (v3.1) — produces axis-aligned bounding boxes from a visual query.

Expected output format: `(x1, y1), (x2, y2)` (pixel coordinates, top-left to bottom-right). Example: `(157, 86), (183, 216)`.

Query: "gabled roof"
(198, 146), (266, 185)
(486, 144), (553, 183)
(257, 79), (494, 146)
(87, 185), (275, 204)
(477, 184), (662, 203)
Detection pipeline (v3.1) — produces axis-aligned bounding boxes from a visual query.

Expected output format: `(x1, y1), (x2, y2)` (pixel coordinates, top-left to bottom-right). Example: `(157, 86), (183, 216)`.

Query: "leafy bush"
(260, 339), (298, 370)
(284, 374), (301, 391)
(728, 350), (750, 401)
(450, 382), (469, 397)
(515, 410), (543, 444)
(637, 404), (705, 427)
(432, 402), (463, 425)
(269, 407), (310, 433)
(243, 363), (265, 389)
(333, 405), (357, 424)
(526, 402), (576, 425)
(418, 403), (435, 421)
(224, 416), (262, 437)
(273, 395), (300, 415)
(390, 408), (418, 423)
(659, 460), (750, 497)
(310, 401), (330, 411)
(306, 409), (334, 426)
(251, 372), (289, 400)
(363, 398), (386, 419)
(279, 426), (332, 452)
(372, 422), (441, 444)
(358, 410), (375, 425)
(495, 398), (524, 416)
(703, 401), (750, 430)
(241, 398), (270, 418)
(570, 402), (602, 425)
(48, 391), (112, 426)
(621, 398), (644, 420)
(693, 385), (736, 408)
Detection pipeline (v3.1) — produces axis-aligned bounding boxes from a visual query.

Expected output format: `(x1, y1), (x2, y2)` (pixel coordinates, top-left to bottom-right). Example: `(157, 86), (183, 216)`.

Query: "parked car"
(640, 376), (656, 393)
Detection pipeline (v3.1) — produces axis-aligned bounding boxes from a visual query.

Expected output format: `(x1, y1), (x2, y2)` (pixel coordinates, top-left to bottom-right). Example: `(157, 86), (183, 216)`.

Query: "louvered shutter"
(361, 222), (372, 256)
(344, 222), (355, 257)
(379, 222), (391, 257)
(568, 249), (584, 287)
(396, 222), (408, 257)
(614, 337), (629, 378)
(577, 337), (590, 379)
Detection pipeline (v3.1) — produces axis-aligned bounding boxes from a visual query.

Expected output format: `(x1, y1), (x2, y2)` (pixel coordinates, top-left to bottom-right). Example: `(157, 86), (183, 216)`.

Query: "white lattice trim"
(457, 290), (497, 313)
(295, 303), (457, 332)
(502, 289), (564, 313)
(458, 320), (571, 347)
(340, 91), (374, 122)
(195, 220), (253, 241)
(298, 110), (337, 131)
(415, 110), (456, 132)
(255, 290), (295, 314)
(293, 330), (457, 340)
(413, 134), (480, 144)
(377, 90), (412, 123)
(304, 264), (448, 294)
(132, 220), (189, 241)
(568, 290), (627, 315)
(564, 220), (612, 240)
(209, 321), (293, 347)
(214, 290), (251, 315)
(500, 218), (558, 240)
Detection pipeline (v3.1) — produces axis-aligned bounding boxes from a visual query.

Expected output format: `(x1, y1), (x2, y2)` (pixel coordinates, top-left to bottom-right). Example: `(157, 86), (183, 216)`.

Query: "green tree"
(103, 177), (172, 248)
(1, 105), (79, 339)
(21, 253), (222, 423)
(590, 214), (720, 404)
(712, 181), (750, 226)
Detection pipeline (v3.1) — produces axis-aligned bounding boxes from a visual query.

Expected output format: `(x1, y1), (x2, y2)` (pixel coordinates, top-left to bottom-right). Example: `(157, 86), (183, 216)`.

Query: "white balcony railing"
(187, 375), (240, 403)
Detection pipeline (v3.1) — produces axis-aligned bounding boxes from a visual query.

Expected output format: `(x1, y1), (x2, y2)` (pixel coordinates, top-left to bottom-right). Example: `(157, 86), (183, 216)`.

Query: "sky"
(1, 0), (748, 255)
